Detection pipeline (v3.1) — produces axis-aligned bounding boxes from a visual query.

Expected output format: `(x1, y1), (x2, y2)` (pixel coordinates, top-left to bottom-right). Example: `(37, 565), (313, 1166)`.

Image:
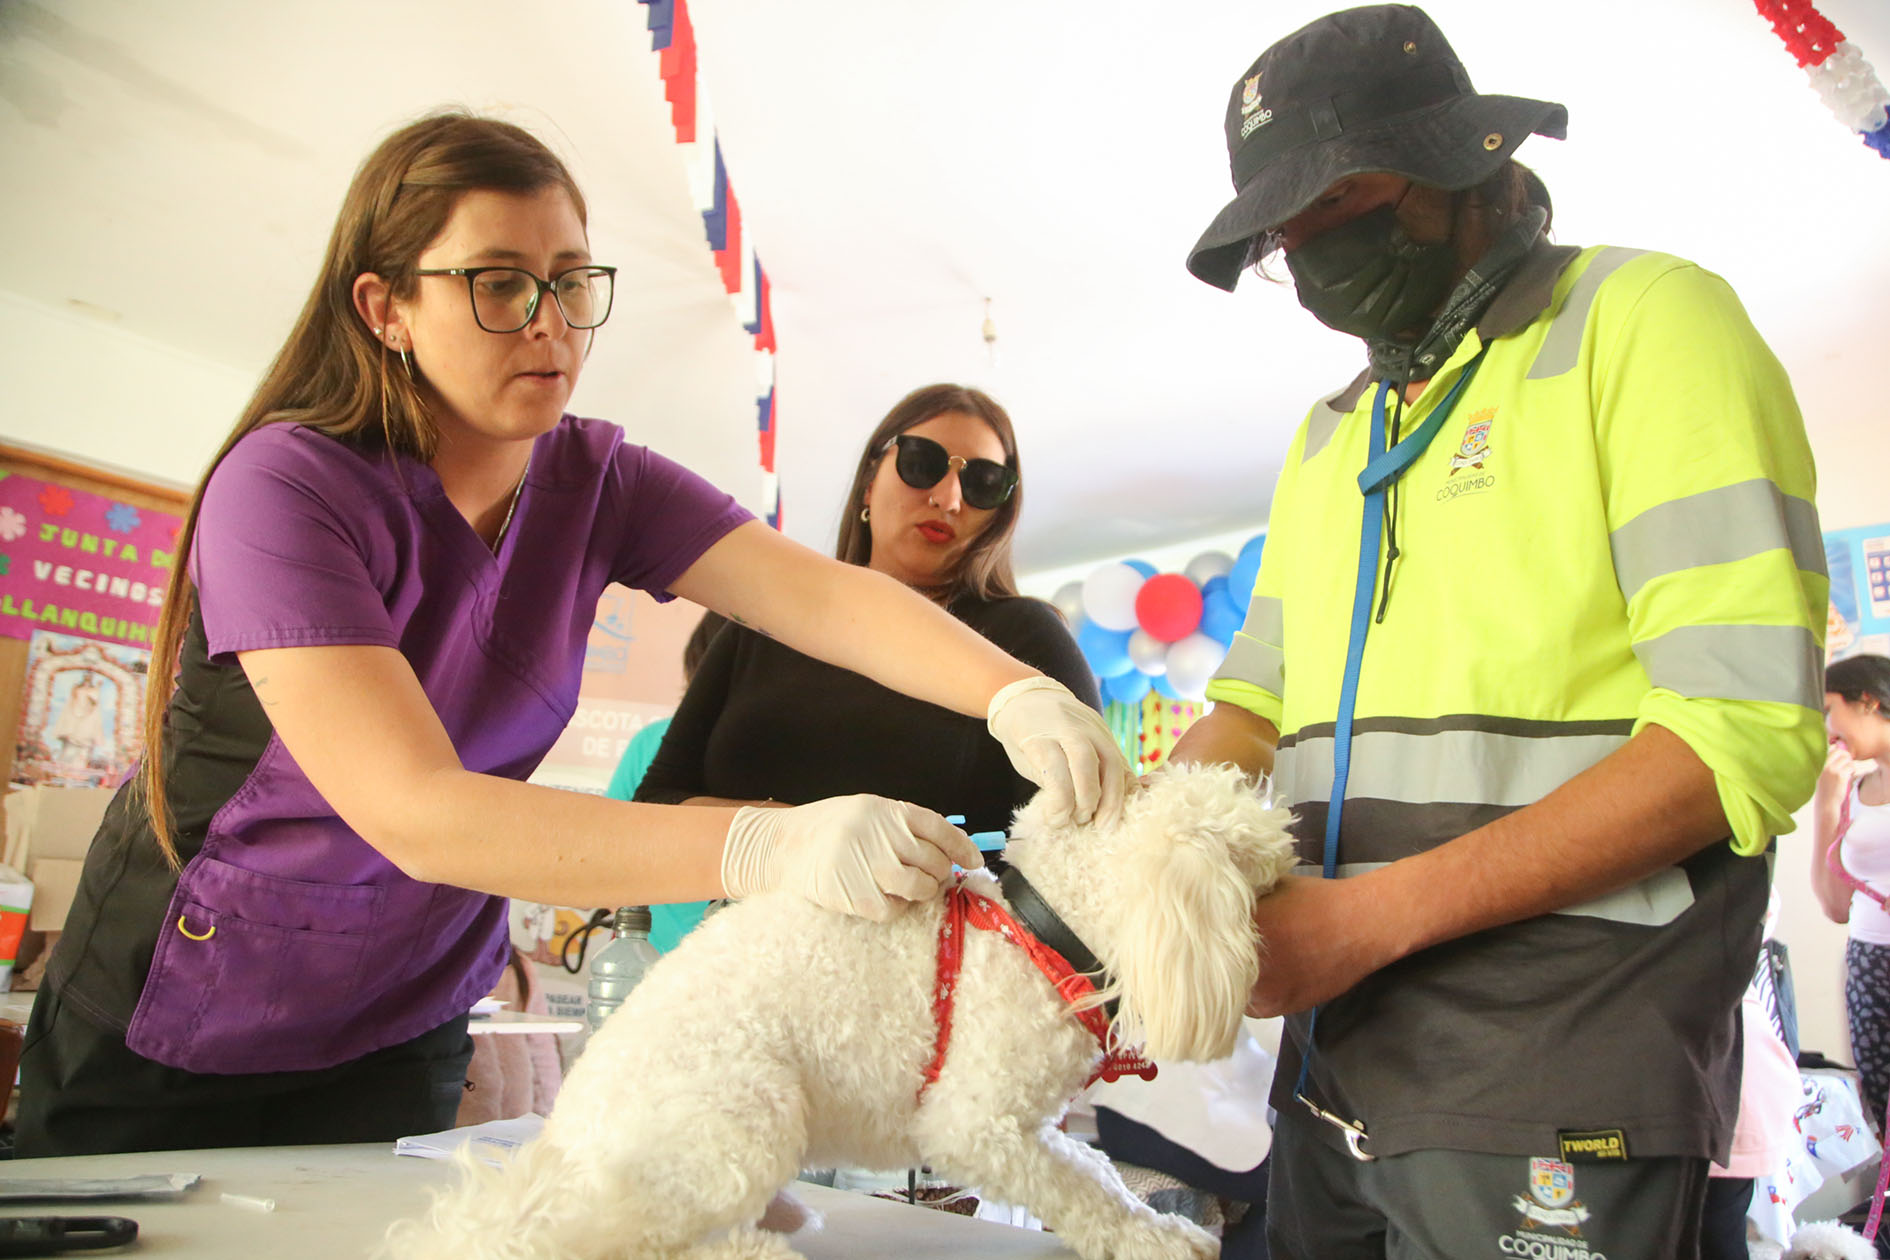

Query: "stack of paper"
(393, 1115), (545, 1166)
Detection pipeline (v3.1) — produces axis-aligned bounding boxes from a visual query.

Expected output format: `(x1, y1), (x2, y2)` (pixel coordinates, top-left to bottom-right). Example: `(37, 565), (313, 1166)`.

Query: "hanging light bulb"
(981, 297), (999, 368)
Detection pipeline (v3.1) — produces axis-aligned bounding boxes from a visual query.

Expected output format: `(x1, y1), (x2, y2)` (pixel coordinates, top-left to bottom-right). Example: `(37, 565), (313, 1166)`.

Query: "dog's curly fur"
(381, 764), (1298, 1260)
(1781, 1220), (1878, 1260)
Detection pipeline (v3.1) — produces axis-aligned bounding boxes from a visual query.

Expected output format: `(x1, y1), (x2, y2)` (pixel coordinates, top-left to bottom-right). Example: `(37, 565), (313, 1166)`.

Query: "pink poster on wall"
(529, 585), (702, 793)
(0, 471), (182, 650)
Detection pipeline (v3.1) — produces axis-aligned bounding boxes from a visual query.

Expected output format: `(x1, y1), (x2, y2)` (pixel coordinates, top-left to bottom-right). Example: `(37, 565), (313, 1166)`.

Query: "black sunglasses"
(885, 434), (1018, 511)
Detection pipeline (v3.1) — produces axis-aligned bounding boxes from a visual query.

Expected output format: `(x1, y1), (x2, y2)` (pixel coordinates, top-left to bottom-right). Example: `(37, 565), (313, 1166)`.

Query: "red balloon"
(1134, 574), (1204, 643)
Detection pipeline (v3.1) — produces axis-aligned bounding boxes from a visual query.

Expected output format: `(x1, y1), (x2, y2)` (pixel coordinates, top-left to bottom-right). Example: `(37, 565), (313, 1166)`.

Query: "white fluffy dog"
(1778, 1220), (1879, 1260)
(383, 763), (1297, 1260)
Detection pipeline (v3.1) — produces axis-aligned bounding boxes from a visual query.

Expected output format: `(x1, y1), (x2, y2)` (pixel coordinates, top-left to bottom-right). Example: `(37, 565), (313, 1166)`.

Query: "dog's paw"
(757, 1189), (820, 1235)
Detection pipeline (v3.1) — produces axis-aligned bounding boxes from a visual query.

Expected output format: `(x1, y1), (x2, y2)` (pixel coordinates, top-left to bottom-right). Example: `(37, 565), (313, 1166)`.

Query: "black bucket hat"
(1186, 4), (1567, 292)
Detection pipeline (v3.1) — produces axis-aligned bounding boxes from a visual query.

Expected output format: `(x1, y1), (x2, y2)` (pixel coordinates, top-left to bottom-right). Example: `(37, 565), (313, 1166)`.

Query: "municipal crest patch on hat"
(1241, 73), (1264, 115)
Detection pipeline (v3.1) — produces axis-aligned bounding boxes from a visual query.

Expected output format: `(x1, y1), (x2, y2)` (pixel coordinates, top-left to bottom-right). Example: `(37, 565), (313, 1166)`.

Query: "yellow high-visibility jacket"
(1211, 243), (1826, 1161)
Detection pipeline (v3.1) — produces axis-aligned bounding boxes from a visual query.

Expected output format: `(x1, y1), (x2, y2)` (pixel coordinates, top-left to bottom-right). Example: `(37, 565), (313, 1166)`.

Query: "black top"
(634, 593), (1099, 837)
(51, 608), (275, 1034)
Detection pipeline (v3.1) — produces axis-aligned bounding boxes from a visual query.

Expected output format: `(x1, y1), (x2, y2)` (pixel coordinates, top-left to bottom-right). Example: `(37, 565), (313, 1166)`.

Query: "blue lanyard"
(1290, 345), (1489, 1157)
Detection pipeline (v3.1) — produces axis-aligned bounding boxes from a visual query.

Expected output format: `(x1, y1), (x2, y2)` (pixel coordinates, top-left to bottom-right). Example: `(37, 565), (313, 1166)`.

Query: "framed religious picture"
(11, 630), (150, 789)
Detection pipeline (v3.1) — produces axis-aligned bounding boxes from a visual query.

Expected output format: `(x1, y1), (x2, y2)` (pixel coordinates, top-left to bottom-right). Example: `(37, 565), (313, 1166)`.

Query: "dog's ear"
(1227, 790), (1300, 897)
(1105, 784), (1262, 1062)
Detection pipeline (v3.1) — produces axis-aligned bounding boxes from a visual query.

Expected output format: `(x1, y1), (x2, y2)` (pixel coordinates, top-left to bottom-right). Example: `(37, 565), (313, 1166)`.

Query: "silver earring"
(859, 507), (870, 523)
(399, 347), (414, 380)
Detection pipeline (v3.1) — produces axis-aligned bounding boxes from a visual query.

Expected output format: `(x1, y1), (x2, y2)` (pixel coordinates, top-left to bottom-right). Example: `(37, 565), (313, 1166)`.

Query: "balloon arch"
(1050, 532), (1264, 768)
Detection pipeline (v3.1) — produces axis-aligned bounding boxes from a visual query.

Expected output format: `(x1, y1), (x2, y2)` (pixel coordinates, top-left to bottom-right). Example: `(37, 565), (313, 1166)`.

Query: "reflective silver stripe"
(1334, 861), (1694, 926)
(1274, 743), (1300, 796)
(1526, 248), (1644, 379)
(1240, 594), (1283, 642)
(1612, 479), (1826, 602)
(1275, 727), (1630, 808)
(1303, 393), (1350, 463)
(1214, 633), (1284, 695)
(1633, 623), (1822, 708)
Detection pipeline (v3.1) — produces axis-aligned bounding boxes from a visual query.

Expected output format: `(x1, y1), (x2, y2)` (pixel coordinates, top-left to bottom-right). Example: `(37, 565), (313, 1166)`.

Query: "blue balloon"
(1152, 672), (1183, 701)
(1104, 670), (1152, 705)
(1228, 533), (1266, 610)
(1123, 558), (1158, 579)
(1200, 588), (1243, 645)
(1077, 619), (1135, 678)
(1201, 574), (1228, 601)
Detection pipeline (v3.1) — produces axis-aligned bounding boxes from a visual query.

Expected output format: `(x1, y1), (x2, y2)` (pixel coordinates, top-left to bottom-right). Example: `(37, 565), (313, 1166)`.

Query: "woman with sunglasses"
(635, 384), (1101, 854)
(17, 116), (1125, 1158)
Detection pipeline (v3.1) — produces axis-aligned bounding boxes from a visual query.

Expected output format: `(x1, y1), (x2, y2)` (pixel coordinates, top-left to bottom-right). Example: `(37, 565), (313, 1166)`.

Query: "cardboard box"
(0, 788), (112, 986)
(0, 864), (34, 993)
(3, 785), (113, 871)
(26, 856), (82, 933)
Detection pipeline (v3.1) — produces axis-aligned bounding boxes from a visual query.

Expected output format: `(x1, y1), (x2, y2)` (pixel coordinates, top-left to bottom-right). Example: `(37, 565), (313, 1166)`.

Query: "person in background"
(636, 383), (1099, 847)
(1701, 888), (1802, 1257)
(18, 115), (1127, 1158)
(1812, 653), (1890, 1132)
(455, 945), (562, 1128)
(1173, 6), (1824, 1256)
(605, 610), (727, 952)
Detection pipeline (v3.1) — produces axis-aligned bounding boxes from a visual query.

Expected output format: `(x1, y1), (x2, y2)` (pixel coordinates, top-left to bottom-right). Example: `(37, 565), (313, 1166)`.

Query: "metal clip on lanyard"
(1291, 346), (1490, 1163)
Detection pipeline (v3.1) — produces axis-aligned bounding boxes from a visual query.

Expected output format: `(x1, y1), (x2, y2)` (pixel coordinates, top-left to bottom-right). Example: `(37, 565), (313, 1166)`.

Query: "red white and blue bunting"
(638, 0), (782, 527)
(1755, 0), (1890, 160)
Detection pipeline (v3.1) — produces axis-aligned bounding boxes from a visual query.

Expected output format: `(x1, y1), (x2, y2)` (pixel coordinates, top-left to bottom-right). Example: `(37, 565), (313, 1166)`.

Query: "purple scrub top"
(103, 417), (750, 1074)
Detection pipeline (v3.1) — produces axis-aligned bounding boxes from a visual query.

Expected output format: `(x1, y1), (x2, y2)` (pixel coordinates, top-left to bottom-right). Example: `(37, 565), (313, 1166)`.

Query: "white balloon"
(1163, 632), (1227, 700)
(1051, 580), (1086, 625)
(1127, 629), (1169, 676)
(1082, 562), (1146, 632)
(1184, 550), (1235, 586)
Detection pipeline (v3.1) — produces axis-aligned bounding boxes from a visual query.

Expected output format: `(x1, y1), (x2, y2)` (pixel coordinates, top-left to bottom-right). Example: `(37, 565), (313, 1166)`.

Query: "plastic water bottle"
(585, 906), (658, 1033)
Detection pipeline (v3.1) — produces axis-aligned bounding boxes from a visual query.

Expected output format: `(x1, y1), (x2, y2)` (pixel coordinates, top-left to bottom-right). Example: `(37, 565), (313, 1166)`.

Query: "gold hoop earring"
(859, 506), (870, 523)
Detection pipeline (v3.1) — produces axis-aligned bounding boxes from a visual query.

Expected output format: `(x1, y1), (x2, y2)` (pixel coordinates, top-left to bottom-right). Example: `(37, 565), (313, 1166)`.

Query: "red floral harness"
(919, 878), (1157, 1101)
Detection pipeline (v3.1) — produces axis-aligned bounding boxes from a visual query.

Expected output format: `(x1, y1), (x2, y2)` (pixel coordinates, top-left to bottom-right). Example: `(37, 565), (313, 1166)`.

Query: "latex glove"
(721, 794), (982, 921)
(987, 676), (1130, 826)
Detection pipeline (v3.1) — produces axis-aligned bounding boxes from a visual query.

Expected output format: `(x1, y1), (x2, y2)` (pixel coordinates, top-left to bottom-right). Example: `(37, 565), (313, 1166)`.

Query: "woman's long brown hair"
(830, 383), (1024, 602)
(139, 112), (586, 867)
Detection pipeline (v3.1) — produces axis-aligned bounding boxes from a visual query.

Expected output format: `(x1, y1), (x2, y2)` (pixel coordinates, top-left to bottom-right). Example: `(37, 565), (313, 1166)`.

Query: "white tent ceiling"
(3, 0), (1888, 576)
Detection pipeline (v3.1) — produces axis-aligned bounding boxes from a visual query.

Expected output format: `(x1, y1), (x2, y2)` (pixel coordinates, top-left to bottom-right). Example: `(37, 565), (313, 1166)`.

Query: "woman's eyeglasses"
(885, 433), (1017, 511)
(414, 265), (617, 334)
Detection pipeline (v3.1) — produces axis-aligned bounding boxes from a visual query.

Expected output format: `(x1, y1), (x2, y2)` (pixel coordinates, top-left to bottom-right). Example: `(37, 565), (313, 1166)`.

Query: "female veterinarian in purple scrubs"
(16, 112), (1128, 1157)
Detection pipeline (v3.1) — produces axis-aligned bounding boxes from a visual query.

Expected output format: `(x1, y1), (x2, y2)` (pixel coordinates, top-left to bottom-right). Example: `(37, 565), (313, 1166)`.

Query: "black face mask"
(1284, 205), (1459, 343)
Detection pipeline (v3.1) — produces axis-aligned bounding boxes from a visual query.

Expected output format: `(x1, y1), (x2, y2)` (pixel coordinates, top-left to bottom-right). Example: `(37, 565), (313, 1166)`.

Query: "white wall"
(0, 279), (770, 519)
(0, 290), (248, 488)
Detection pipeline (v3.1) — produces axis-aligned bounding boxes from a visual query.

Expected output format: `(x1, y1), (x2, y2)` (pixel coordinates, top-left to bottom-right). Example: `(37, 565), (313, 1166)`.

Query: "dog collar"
(997, 866), (1116, 1019)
